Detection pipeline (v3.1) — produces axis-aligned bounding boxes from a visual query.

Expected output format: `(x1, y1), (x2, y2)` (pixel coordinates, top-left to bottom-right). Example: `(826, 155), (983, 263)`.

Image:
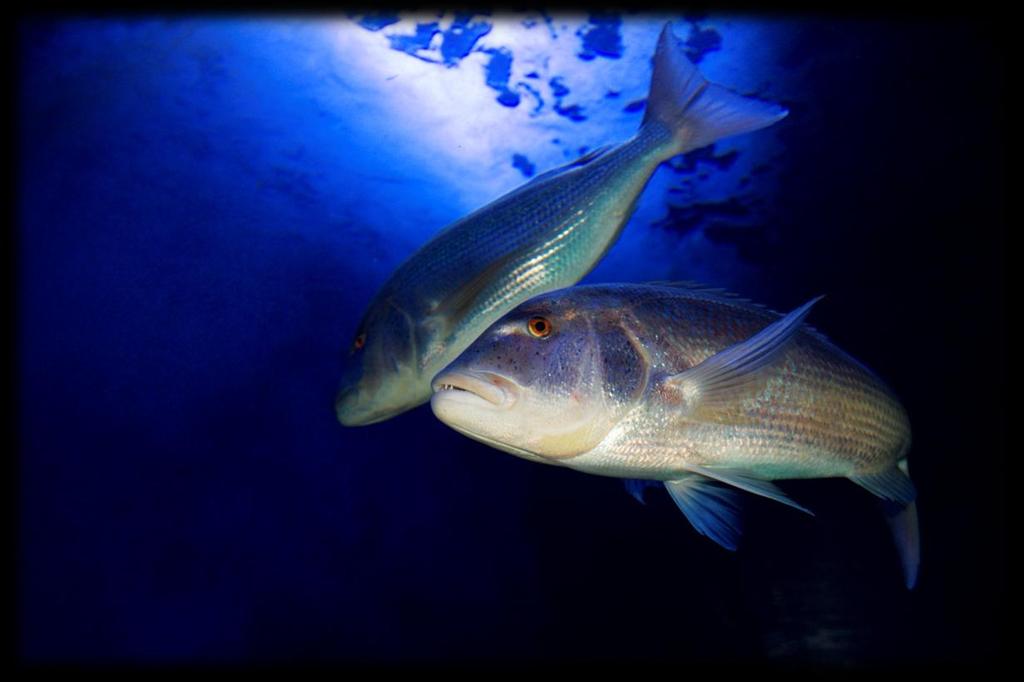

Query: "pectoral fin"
(420, 249), (526, 369)
(432, 250), (519, 326)
(664, 295), (823, 409)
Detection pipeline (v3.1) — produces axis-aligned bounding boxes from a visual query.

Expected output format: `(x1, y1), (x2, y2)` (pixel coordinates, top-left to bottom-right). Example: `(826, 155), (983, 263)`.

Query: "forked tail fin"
(850, 461), (921, 589)
(884, 500), (920, 589)
(643, 23), (788, 154)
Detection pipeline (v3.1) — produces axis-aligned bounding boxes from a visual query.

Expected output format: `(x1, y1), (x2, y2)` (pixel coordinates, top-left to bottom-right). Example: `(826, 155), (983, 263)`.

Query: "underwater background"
(16, 13), (1005, 666)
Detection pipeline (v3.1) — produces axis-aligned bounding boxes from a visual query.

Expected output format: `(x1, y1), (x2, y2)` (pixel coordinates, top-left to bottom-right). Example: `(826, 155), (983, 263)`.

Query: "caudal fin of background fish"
(644, 22), (788, 155)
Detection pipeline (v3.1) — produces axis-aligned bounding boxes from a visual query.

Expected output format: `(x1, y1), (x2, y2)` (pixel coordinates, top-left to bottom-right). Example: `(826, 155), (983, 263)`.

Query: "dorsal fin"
(645, 280), (759, 306)
(644, 280), (834, 345)
(522, 145), (613, 187)
(569, 144), (612, 167)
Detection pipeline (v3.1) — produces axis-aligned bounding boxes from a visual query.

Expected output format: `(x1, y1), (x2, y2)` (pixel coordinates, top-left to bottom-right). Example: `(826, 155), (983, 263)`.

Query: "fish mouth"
(431, 370), (518, 409)
(335, 385), (410, 427)
(336, 401), (406, 427)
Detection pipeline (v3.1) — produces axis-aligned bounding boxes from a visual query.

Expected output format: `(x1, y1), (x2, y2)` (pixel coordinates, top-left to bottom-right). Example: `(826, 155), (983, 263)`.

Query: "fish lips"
(336, 400), (405, 427)
(430, 370), (519, 413)
(335, 385), (409, 426)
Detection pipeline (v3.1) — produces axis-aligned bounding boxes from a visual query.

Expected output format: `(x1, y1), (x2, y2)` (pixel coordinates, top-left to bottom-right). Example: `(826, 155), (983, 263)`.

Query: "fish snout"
(431, 370), (519, 410)
(335, 384), (364, 426)
(335, 387), (403, 426)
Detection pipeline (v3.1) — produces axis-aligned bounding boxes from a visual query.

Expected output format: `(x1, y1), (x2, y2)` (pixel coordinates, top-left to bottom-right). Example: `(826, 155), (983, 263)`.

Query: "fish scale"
(391, 123), (674, 323)
(574, 285), (910, 479)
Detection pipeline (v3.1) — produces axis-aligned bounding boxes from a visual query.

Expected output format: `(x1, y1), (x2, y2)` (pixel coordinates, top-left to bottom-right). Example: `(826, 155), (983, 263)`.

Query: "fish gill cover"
(16, 12), (1006, 666)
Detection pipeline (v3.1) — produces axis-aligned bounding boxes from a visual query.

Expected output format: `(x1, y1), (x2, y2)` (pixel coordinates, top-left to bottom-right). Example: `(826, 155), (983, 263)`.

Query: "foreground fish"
(336, 24), (788, 425)
(431, 283), (920, 588)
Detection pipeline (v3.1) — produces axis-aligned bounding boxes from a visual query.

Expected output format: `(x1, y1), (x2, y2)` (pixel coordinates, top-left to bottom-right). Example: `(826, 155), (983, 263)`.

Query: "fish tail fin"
(643, 23), (788, 156)
(884, 499), (920, 590)
(850, 460), (921, 589)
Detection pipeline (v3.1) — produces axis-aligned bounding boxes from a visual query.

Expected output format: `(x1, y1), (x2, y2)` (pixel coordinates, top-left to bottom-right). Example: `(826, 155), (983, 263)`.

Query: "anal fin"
(686, 463), (814, 516)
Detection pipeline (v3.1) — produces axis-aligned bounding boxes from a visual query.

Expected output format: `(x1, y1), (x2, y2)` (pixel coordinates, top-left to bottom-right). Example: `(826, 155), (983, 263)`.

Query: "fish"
(335, 24), (788, 426)
(430, 282), (920, 589)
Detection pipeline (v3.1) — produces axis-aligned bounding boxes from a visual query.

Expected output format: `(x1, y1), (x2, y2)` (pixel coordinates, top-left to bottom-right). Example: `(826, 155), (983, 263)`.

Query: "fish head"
(431, 288), (648, 461)
(335, 296), (422, 426)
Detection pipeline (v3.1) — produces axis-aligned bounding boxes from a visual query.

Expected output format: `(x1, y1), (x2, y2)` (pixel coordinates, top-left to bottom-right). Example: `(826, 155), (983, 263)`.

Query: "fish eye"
(352, 333), (366, 352)
(527, 316), (552, 338)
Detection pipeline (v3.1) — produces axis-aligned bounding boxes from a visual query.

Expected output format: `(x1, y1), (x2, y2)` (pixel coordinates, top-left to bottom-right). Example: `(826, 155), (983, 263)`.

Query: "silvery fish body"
(335, 24), (787, 426)
(431, 283), (920, 588)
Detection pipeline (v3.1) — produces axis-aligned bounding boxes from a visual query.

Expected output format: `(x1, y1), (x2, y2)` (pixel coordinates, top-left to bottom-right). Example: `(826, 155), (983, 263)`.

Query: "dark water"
(16, 14), (1005, 667)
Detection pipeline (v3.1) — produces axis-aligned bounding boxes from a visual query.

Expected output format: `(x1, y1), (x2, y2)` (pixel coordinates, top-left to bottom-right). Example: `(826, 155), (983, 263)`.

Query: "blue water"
(17, 14), (1005, 666)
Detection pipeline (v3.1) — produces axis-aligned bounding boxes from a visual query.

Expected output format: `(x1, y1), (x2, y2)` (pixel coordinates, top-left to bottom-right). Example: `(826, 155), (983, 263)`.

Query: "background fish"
(431, 283), (919, 588)
(336, 24), (788, 425)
